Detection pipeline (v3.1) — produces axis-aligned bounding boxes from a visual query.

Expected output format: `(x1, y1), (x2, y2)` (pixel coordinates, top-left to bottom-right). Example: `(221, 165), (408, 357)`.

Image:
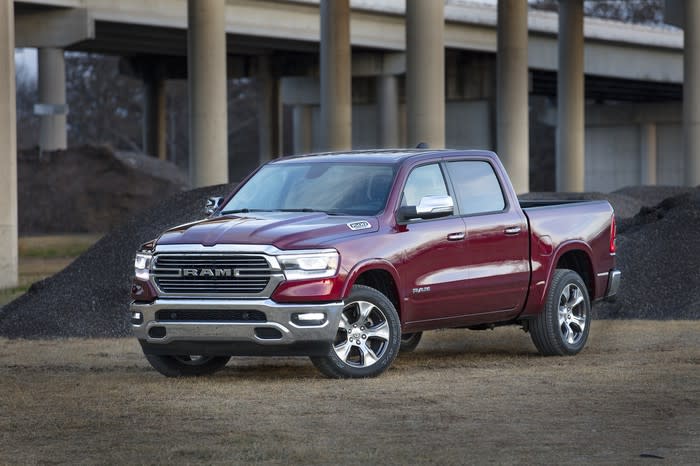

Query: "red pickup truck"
(130, 149), (620, 378)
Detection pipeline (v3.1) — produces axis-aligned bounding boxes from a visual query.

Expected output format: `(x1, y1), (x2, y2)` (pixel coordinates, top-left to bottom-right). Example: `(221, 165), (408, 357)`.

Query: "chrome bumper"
(130, 298), (343, 346)
(604, 269), (622, 300)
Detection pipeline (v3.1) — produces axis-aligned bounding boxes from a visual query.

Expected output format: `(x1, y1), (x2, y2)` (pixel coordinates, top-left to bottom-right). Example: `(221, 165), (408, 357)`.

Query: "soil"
(18, 145), (187, 234)
(0, 321), (697, 464)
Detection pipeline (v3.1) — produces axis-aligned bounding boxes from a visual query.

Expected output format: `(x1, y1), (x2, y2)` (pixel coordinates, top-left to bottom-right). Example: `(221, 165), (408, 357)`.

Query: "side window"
(401, 163), (448, 206)
(446, 161), (506, 215)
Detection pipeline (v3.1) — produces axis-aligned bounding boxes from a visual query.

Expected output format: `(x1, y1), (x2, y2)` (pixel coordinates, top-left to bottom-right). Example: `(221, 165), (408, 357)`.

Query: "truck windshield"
(221, 162), (397, 216)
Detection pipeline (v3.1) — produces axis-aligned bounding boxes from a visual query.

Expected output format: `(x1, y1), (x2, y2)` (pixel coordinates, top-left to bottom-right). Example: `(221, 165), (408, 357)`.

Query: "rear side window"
(446, 161), (506, 215)
(401, 163), (448, 206)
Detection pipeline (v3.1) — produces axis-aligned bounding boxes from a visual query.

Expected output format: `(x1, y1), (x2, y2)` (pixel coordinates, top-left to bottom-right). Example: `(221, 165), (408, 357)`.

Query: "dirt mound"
(0, 184), (234, 338)
(1, 185), (697, 339)
(614, 185), (694, 208)
(19, 145), (188, 234)
(596, 188), (700, 319)
(520, 191), (643, 219)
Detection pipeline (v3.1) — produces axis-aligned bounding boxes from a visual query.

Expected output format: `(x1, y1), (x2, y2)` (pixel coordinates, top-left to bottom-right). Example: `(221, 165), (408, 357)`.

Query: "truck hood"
(156, 212), (379, 250)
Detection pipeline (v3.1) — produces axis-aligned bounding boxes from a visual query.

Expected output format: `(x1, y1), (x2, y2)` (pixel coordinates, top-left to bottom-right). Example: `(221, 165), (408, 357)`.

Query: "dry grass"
(1, 320), (698, 464)
(0, 234), (101, 305)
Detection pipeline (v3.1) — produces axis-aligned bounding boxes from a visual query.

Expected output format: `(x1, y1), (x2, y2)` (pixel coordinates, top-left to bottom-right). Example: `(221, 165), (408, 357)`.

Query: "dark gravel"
(596, 187), (700, 319)
(1, 184), (697, 339)
(0, 184), (235, 338)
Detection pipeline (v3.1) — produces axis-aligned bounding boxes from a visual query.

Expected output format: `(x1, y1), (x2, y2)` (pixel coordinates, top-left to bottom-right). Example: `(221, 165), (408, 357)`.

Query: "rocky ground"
(0, 184), (697, 338)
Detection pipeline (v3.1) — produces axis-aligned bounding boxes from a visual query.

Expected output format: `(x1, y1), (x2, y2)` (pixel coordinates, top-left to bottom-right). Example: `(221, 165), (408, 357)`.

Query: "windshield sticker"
(347, 220), (372, 231)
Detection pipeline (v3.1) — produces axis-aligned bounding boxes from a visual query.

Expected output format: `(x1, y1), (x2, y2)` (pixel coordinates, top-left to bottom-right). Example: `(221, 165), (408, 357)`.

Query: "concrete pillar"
(188, 0), (228, 187)
(257, 55), (281, 162)
(320, 0), (351, 151)
(0, 1), (17, 288)
(496, 0), (529, 194)
(37, 47), (67, 151)
(143, 76), (167, 160)
(293, 105), (313, 155)
(556, 0), (585, 192)
(406, 0), (444, 149)
(640, 123), (657, 185)
(376, 74), (399, 148)
(684, 0), (700, 186)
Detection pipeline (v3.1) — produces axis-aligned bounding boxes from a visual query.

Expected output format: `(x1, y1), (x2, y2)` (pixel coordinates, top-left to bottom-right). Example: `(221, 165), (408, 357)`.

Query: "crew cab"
(130, 149), (620, 378)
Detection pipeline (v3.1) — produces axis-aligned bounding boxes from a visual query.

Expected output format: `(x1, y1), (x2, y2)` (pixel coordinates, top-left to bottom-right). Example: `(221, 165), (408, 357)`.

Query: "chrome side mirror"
(205, 196), (223, 215)
(397, 195), (454, 222)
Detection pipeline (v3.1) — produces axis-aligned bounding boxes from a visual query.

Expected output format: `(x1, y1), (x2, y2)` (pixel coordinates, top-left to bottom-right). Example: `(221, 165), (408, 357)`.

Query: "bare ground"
(0, 320), (698, 465)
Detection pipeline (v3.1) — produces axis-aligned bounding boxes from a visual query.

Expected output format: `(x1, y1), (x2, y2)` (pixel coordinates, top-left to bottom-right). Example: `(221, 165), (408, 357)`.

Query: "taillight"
(609, 215), (617, 254)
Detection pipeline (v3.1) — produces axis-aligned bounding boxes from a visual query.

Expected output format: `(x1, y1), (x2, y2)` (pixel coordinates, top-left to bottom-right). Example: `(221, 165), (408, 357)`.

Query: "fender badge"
(347, 220), (372, 231)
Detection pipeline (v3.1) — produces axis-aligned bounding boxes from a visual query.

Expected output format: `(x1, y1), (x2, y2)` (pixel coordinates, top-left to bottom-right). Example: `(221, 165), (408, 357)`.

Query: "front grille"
(152, 254), (274, 295)
(155, 309), (267, 322)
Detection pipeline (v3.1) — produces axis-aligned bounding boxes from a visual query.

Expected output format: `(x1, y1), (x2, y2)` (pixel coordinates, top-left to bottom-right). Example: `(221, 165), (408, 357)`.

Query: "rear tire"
(311, 285), (401, 378)
(399, 332), (423, 353)
(145, 354), (230, 377)
(530, 269), (591, 356)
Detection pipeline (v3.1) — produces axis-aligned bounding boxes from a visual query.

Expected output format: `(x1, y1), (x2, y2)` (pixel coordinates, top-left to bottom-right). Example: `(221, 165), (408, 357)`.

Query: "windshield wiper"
(220, 208), (272, 215)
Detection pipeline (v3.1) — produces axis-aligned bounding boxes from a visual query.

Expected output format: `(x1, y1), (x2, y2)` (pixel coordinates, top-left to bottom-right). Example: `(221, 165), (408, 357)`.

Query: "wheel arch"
(343, 260), (402, 319)
(552, 242), (595, 298)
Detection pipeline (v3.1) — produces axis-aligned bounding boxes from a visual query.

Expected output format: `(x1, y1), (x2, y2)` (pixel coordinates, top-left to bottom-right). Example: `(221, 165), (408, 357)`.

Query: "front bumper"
(131, 298), (343, 356)
(604, 269), (622, 300)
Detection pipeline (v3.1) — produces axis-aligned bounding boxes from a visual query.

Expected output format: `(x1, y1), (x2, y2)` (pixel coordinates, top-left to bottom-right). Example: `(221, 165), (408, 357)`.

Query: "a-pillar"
(143, 72), (167, 160)
(188, 0), (228, 186)
(556, 0), (585, 192)
(640, 123), (657, 185)
(293, 106), (313, 155)
(0, 1), (17, 288)
(320, 0), (351, 151)
(684, 0), (700, 186)
(496, 0), (529, 194)
(38, 47), (67, 151)
(376, 74), (399, 148)
(406, 0), (445, 148)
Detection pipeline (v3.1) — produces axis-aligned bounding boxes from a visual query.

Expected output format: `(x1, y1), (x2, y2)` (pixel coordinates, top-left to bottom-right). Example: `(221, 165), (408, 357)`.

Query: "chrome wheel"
(333, 300), (391, 368)
(557, 284), (587, 345)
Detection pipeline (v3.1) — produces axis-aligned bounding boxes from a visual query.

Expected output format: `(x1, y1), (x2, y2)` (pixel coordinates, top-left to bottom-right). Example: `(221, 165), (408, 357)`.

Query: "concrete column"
(293, 105), (313, 155)
(497, 0), (529, 194)
(406, 0), (445, 148)
(188, 0), (228, 187)
(684, 0), (700, 186)
(556, 0), (585, 192)
(0, 1), (17, 288)
(640, 123), (657, 185)
(257, 55), (281, 162)
(143, 76), (167, 160)
(320, 0), (351, 151)
(37, 47), (67, 151)
(377, 74), (399, 148)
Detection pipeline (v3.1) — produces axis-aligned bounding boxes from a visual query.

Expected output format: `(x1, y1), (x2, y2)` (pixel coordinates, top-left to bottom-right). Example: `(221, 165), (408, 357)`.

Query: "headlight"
(134, 253), (152, 280)
(277, 251), (339, 281)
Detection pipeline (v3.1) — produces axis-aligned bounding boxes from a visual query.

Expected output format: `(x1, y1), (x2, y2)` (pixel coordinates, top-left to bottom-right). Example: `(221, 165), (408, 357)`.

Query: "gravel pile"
(1, 184), (697, 339)
(0, 184), (235, 338)
(596, 187), (700, 319)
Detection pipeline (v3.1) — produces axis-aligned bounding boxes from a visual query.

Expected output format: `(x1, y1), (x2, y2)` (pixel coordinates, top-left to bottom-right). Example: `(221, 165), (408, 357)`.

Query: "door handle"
(447, 232), (465, 241)
(504, 226), (522, 235)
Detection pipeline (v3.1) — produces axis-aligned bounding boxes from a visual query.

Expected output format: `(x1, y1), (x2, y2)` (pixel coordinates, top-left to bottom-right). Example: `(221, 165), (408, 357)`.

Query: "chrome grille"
(152, 254), (274, 295)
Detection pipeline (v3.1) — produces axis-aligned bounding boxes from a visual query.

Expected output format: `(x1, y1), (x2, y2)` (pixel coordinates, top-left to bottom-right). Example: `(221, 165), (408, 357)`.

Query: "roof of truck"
(269, 149), (497, 164)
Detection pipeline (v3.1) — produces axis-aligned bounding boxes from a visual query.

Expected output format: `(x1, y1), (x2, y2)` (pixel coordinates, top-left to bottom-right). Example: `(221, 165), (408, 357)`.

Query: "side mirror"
(205, 196), (224, 215)
(397, 195), (454, 222)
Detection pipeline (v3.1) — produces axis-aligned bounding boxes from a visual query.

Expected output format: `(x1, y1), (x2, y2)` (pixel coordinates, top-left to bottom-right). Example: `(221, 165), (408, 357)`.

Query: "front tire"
(145, 354), (231, 377)
(530, 269), (591, 356)
(311, 285), (401, 378)
(399, 332), (423, 353)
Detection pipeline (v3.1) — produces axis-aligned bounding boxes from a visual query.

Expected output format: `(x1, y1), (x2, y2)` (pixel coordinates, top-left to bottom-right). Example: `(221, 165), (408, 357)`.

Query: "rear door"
(444, 160), (530, 318)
